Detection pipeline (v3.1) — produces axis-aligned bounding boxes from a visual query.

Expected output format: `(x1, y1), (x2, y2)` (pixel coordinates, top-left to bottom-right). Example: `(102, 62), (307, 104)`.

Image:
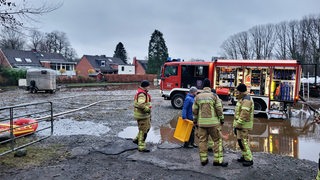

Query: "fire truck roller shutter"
(171, 93), (186, 109)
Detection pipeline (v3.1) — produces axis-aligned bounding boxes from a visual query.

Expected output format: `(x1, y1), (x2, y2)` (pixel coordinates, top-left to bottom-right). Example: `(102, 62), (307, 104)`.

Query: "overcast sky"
(38, 0), (320, 62)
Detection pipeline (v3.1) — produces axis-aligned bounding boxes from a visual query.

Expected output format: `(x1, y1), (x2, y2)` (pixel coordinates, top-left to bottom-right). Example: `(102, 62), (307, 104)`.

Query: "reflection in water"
(165, 115), (320, 162)
(118, 115), (320, 162)
(118, 126), (162, 144)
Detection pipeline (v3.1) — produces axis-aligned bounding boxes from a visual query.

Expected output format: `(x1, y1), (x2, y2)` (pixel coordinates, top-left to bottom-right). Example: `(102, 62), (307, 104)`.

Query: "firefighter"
(207, 89), (224, 151)
(133, 80), (152, 152)
(233, 83), (254, 166)
(193, 78), (228, 167)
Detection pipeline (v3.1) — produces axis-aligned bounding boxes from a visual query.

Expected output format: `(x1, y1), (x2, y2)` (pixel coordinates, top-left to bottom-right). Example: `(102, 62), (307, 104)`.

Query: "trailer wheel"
(171, 94), (185, 109)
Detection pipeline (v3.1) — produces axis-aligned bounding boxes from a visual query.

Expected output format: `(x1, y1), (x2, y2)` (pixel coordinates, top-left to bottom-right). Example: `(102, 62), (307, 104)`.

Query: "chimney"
(133, 57), (137, 74)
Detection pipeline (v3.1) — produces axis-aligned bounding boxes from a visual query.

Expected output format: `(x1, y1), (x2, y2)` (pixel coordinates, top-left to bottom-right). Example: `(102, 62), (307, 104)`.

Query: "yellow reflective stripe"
(237, 119), (245, 125)
(199, 118), (220, 125)
(241, 106), (250, 111)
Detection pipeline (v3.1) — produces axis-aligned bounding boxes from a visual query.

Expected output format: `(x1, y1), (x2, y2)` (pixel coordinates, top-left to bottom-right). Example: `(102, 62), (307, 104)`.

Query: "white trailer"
(26, 69), (56, 93)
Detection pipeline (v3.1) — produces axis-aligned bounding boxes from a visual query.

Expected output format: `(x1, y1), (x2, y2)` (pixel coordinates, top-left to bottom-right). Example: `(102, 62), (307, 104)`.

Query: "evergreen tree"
(147, 30), (169, 74)
(113, 42), (128, 64)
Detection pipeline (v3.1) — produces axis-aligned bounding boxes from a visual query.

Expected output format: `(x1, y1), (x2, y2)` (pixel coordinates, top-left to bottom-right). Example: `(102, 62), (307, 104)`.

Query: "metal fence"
(0, 101), (53, 156)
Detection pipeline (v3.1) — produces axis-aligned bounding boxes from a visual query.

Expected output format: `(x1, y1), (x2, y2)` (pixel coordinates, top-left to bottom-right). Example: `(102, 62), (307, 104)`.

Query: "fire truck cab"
(160, 59), (302, 119)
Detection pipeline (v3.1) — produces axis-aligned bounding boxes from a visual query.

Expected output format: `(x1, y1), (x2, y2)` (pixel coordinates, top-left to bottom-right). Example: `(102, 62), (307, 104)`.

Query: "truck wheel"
(171, 94), (185, 109)
(253, 98), (266, 111)
(254, 101), (262, 111)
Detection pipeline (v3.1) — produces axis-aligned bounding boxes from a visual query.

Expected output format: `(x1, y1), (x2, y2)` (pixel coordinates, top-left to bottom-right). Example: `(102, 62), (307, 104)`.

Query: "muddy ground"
(0, 86), (319, 180)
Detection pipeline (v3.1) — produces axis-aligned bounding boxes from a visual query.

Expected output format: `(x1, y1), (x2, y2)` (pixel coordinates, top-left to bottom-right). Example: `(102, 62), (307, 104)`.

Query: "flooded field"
(1, 87), (319, 163)
(118, 114), (320, 162)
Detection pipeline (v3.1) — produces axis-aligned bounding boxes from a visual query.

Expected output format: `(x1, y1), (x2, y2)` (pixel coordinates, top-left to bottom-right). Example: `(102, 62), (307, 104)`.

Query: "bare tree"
(28, 29), (43, 50)
(0, 0), (62, 29)
(63, 46), (78, 61)
(39, 30), (77, 60)
(220, 13), (320, 76)
(221, 36), (238, 59)
(249, 24), (276, 59)
(305, 15), (320, 64)
(298, 17), (311, 64)
(0, 27), (25, 49)
(287, 20), (300, 60)
(262, 24), (276, 59)
(249, 25), (263, 59)
(235, 31), (251, 59)
(275, 22), (289, 59)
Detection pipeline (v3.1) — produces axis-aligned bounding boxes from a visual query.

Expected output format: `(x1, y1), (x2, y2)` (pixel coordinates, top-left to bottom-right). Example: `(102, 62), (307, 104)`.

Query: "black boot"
(237, 156), (245, 162)
(132, 139), (138, 145)
(213, 161), (228, 167)
(183, 142), (193, 148)
(192, 143), (198, 148)
(242, 160), (253, 167)
(138, 149), (150, 153)
(201, 159), (208, 166)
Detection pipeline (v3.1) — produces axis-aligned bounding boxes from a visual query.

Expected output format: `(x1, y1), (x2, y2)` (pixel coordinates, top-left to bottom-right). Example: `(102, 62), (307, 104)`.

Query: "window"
(195, 66), (204, 76)
(121, 66), (124, 71)
(50, 64), (57, 70)
(101, 61), (106, 67)
(66, 65), (70, 71)
(15, 58), (22, 62)
(164, 66), (178, 77)
(25, 58), (32, 62)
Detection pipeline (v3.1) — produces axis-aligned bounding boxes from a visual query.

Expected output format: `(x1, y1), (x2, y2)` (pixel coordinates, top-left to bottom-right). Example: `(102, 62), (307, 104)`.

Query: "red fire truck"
(160, 59), (302, 118)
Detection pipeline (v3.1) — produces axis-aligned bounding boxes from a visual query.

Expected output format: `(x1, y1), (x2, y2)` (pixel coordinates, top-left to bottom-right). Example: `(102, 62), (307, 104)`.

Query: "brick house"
(76, 55), (125, 77)
(0, 49), (76, 76)
(133, 57), (148, 75)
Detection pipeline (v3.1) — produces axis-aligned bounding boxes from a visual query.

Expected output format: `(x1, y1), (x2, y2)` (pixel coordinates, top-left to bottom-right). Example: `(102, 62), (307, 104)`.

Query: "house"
(118, 64), (135, 74)
(0, 49), (76, 76)
(133, 57), (148, 75)
(117, 57), (149, 75)
(76, 55), (125, 77)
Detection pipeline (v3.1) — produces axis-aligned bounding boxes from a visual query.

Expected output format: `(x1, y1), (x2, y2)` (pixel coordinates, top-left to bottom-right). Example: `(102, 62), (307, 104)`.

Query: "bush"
(0, 66), (26, 86)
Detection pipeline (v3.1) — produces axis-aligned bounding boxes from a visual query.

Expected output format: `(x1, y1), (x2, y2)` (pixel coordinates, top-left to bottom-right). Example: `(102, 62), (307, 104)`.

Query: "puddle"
(36, 118), (110, 136)
(118, 126), (162, 144)
(157, 115), (320, 162)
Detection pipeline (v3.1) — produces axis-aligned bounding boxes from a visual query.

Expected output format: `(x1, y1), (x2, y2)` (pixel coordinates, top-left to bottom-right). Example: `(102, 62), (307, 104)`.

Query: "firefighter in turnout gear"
(133, 80), (152, 152)
(233, 83), (254, 166)
(192, 78), (228, 167)
(207, 89), (222, 152)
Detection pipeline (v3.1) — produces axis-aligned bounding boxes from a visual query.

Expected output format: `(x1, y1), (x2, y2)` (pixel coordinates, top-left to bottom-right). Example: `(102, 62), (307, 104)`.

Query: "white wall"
(118, 65), (135, 74)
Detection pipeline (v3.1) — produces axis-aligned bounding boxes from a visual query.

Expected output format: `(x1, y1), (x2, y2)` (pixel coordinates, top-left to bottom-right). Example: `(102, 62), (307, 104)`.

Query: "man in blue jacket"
(182, 86), (198, 148)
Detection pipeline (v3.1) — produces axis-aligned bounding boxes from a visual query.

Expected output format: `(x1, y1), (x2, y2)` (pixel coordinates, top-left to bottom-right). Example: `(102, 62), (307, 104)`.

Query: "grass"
(0, 137), (67, 168)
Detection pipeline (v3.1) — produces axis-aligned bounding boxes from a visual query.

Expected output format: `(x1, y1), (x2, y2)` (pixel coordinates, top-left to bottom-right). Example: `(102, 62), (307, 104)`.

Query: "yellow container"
(173, 117), (194, 142)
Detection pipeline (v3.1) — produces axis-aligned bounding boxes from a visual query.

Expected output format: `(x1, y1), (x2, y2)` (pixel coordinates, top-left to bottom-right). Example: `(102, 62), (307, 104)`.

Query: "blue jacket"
(182, 93), (195, 120)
